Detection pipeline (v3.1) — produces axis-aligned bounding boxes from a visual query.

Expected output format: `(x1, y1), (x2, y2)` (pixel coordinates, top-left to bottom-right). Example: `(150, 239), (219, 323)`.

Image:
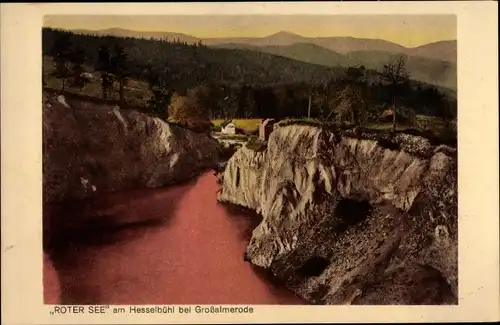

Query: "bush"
(168, 87), (212, 133)
(397, 106), (417, 125)
(433, 123), (457, 147)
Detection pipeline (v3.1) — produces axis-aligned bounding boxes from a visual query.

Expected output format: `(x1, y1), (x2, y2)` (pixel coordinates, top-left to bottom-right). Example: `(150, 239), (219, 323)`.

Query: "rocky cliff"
(218, 124), (457, 305)
(43, 92), (221, 204)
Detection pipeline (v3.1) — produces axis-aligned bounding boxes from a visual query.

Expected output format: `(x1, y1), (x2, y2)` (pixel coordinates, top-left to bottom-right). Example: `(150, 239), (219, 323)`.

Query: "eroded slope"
(218, 124), (457, 305)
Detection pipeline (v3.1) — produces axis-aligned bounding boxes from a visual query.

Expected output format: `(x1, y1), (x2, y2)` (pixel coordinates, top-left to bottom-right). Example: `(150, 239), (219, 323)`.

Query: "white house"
(221, 122), (236, 135)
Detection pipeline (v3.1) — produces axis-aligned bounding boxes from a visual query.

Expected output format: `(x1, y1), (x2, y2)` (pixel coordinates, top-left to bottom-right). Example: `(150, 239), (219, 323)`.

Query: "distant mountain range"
(65, 27), (456, 90)
(70, 28), (457, 63)
(214, 42), (456, 90)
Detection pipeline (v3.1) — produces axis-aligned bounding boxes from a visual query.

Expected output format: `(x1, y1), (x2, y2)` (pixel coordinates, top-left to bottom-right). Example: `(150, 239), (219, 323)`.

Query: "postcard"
(1, 1), (499, 324)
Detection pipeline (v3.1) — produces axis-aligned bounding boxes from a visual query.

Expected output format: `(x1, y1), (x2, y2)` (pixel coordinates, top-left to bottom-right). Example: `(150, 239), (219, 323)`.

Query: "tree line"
(43, 27), (457, 132)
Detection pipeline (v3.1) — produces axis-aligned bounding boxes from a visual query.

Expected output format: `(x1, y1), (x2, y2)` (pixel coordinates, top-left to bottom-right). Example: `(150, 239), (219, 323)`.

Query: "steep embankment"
(43, 91), (221, 204)
(218, 124), (457, 305)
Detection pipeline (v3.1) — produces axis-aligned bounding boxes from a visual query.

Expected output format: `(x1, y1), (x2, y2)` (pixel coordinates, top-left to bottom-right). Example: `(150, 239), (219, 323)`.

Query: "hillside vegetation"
(215, 43), (456, 91)
(43, 28), (343, 90)
(42, 27), (456, 141)
(72, 28), (456, 62)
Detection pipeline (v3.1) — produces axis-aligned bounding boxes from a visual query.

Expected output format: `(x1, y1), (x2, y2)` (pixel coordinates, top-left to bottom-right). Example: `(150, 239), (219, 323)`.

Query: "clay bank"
(43, 91), (221, 206)
(218, 123), (458, 305)
(43, 90), (218, 246)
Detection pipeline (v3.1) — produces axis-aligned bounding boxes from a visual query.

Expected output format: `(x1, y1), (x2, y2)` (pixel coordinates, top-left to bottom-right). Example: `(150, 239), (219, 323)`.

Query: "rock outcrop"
(43, 92), (221, 204)
(218, 124), (457, 305)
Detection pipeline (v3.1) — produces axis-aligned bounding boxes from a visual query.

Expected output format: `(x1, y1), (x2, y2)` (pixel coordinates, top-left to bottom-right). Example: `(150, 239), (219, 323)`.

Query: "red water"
(43, 172), (306, 305)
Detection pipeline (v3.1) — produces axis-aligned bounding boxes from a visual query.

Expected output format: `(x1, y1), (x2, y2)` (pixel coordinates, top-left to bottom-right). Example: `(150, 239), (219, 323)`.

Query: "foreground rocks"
(218, 124), (457, 305)
(43, 92), (221, 204)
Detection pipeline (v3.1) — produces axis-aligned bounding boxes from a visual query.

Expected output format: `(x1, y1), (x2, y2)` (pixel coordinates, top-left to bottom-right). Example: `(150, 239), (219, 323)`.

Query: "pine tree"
(68, 47), (88, 91)
(147, 68), (173, 119)
(97, 46), (113, 99)
(109, 44), (131, 108)
(50, 32), (73, 92)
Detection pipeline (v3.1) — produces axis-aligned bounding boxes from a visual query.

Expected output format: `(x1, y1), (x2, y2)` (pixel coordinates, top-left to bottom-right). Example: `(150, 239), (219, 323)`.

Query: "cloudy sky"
(44, 15), (456, 48)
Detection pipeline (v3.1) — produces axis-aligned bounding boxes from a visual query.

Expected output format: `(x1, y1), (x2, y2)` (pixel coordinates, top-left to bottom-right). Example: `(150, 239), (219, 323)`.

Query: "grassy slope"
(212, 119), (262, 133)
(43, 56), (153, 108)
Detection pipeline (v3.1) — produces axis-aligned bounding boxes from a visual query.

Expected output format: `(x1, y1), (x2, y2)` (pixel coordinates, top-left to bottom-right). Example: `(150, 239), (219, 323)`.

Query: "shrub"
(434, 123), (457, 147)
(397, 106), (417, 125)
(168, 87), (212, 133)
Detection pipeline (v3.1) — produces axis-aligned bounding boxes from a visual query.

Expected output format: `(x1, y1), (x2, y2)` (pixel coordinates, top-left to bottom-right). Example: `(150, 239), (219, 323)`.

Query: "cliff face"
(43, 92), (221, 204)
(218, 124), (457, 305)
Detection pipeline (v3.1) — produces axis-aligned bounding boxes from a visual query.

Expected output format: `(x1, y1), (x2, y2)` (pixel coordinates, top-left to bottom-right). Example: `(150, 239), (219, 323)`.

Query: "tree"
(50, 32), (73, 92)
(109, 44), (131, 108)
(191, 83), (226, 119)
(306, 84), (325, 119)
(346, 65), (366, 84)
(96, 46), (113, 99)
(95, 44), (131, 107)
(168, 85), (212, 133)
(146, 68), (173, 119)
(380, 56), (410, 132)
(328, 85), (365, 125)
(49, 33), (90, 93)
(68, 46), (89, 91)
(236, 84), (257, 119)
(253, 87), (279, 119)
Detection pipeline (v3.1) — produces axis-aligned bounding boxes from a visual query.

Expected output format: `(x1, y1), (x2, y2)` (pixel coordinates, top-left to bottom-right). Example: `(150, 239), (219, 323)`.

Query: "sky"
(44, 15), (456, 48)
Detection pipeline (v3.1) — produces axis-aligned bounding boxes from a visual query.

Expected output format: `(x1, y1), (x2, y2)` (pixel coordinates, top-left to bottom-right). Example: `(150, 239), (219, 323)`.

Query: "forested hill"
(215, 43), (457, 91)
(42, 28), (347, 90)
(42, 27), (457, 123)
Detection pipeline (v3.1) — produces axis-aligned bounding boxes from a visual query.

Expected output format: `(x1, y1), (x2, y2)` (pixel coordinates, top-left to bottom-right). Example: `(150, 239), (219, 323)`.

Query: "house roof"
(220, 119), (233, 128)
(261, 118), (277, 126)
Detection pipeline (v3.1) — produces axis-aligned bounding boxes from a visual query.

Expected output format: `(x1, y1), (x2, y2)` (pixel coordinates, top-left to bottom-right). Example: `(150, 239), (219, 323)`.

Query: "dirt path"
(44, 172), (305, 305)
